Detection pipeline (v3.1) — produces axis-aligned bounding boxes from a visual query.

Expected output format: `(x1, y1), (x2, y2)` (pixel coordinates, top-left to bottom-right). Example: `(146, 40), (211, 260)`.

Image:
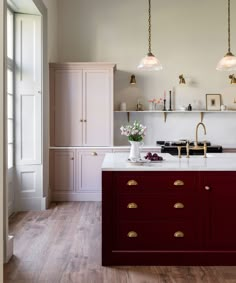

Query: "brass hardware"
(173, 180), (184, 186)
(80, 119), (83, 122)
(91, 152), (97, 156)
(229, 74), (236, 84)
(174, 202), (184, 209)
(205, 186), (211, 191)
(186, 142), (190, 158)
(71, 157), (74, 160)
(130, 74), (136, 85)
(177, 146), (182, 158)
(127, 202), (138, 209)
(174, 231), (184, 238)
(127, 180), (138, 186)
(127, 231), (138, 238)
(179, 74), (186, 84)
(84, 119), (87, 122)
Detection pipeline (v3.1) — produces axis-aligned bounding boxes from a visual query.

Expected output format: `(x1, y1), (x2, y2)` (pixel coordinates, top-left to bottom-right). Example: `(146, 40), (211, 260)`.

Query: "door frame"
(1, 0), (48, 266)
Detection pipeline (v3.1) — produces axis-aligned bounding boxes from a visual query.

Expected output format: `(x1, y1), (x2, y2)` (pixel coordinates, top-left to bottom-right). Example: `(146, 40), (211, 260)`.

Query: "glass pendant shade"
(216, 52), (236, 71)
(138, 52), (163, 71)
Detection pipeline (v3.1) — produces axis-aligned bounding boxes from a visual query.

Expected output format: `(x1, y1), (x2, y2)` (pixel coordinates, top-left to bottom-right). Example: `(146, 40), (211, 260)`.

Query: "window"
(7, 8), (14, 169)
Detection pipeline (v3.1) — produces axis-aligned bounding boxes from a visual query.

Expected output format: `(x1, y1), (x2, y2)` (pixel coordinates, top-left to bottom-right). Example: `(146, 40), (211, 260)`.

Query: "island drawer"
(117, 194), (196, 220)
(113, 221), (198, 250)
(114, 172), (198, 193)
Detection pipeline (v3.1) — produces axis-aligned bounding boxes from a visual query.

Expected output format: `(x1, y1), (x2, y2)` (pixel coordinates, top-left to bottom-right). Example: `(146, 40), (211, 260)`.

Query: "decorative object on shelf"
(120, 102), (127, 111)
(120, 121), (146, 160)
(168, 90), (172, 111)
(130, 74), (136, 85)
(136, 99), (143, 111)
(229, 74), (236, 84)
(163, 99), (167, 111)
(187, 104), (192, 111)
(148, 98), (163, 110)
(206, 94), (221, 111)
(179, 74), (186, 84)
(216, 0), (236, 71)
(137, 0), (162, 71)
(148, 99), (155, 110)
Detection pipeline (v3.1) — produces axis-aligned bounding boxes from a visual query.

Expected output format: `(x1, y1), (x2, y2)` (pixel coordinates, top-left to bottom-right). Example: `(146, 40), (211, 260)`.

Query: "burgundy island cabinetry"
(102, 153), (236, 265)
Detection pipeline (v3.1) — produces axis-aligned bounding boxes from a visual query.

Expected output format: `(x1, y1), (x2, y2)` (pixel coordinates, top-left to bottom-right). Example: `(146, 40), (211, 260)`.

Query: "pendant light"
(138, 0), (163, 71)
(216, 0), (236, 71)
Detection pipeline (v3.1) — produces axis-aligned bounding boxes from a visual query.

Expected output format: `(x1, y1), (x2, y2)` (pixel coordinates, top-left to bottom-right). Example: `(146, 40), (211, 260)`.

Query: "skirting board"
(51, 192), (101, 201)
(16, 196), (47, 211)
(6, 235), (14, 263)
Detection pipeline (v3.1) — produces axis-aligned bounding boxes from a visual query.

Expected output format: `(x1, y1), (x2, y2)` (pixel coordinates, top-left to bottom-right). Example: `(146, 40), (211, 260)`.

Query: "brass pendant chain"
(148, 0), (151, 54)
(228, 0), (231, 53)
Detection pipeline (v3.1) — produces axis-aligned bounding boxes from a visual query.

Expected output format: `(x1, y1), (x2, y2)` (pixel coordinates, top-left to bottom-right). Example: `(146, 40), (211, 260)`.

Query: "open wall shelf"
(114, 110), (236, 123)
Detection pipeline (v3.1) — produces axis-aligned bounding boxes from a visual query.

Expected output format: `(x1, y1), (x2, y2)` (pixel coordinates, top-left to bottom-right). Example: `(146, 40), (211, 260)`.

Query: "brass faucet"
(195, 122), (207, 147)
(185, 122), (207, 158)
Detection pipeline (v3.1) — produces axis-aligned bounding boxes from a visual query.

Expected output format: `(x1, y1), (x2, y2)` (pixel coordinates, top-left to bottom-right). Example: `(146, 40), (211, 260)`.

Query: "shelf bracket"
(200, 112), (204, 122)
(163, 112), (167, 123)
(127, 112), (130, 122)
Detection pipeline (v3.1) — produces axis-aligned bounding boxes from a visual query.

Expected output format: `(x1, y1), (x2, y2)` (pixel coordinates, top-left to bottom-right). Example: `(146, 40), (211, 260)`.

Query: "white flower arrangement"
(120, 121), (147, 142)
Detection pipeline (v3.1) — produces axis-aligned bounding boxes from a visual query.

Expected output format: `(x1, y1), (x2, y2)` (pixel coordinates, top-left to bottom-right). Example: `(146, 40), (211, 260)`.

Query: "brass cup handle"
(174, 231), (184, 238)
(127, 202), (138, 209)
(173, 180), (184, 186)
(127, 180), (138, 186)
(205, 186), (211, 191)
(127, 231), (138, 238)
(173, 202), (184, 209)
(91, 152), (97, 156)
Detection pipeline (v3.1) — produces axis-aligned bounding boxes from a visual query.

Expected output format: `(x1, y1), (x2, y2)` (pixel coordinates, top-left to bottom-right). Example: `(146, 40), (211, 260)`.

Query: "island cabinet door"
(50, 150), (75, 192)
(201, 172), (236, 250)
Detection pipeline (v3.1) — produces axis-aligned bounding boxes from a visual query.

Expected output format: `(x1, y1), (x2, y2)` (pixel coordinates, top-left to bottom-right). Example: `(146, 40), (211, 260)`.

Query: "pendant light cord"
(148, 0), (151, 54)
(228, 0), (231, 53)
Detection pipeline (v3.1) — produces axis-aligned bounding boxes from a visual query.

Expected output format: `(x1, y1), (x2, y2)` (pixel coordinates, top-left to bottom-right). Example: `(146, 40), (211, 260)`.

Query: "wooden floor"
(4, 202), (236, 283)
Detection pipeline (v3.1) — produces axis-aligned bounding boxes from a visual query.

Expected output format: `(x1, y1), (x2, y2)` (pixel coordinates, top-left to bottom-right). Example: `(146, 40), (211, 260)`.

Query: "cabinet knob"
(80, 119), (83, 122)
(71, 157), (74, 160)
(174, 231), (184, 238)
(205, 186), (211, 191)
(173, 180), (184, 186)
(127, 180), (138, 186)
(127, 202), (138, 209)
(91, 152), (97, 156)
(173, 202), (184, 209)
(84, 119), (87, 122)
(127, 231), (138, 238)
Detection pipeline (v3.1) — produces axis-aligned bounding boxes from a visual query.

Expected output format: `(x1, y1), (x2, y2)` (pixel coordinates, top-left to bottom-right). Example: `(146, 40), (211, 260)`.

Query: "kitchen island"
(102, 152), (236, 265)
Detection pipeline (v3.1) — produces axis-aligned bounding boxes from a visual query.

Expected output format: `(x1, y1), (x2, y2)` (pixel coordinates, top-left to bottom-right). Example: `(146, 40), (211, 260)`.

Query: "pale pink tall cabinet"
(49, 63), (116, 201)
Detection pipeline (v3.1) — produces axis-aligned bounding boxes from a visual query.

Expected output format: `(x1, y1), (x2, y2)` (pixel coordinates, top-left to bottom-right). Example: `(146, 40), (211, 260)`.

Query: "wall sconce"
(130, 74), (136, 85)
(229, 74), (236, 84)
(179, 74), (186, 84)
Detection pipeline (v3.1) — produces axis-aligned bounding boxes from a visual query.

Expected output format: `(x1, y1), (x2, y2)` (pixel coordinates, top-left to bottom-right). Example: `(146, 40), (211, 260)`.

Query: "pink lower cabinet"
(76, 149), (111, 201)
(50, 150), (75, 193)
(50, 149), (111, 201)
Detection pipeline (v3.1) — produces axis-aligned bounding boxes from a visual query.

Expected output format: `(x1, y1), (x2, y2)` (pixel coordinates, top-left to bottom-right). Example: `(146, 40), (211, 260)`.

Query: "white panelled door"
(15, 14), (43, 211)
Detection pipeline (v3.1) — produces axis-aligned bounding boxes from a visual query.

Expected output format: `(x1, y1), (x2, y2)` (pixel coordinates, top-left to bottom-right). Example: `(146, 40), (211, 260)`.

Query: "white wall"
(57, 0), (236, 147)
(42, 0), (58, 62)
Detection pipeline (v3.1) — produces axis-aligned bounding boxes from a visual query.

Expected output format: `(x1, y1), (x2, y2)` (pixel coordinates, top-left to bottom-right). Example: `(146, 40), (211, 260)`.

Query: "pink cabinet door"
(53, 69), (83, 146)
(50, 150), (75, 192)
(83, 70), (112, 146)
(77, 150), (110, 192)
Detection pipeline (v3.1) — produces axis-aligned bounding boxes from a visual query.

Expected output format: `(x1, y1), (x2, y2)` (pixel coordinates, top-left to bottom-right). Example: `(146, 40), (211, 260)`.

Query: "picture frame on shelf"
(206, 94), (221, 111)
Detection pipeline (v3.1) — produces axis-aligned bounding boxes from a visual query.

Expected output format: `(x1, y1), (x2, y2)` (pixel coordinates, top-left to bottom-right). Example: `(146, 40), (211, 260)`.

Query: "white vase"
(129, 141), (143, 160)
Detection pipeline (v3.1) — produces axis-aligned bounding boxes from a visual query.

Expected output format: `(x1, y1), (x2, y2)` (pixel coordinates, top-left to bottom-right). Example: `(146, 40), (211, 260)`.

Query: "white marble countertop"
(102, 152), (236, 171)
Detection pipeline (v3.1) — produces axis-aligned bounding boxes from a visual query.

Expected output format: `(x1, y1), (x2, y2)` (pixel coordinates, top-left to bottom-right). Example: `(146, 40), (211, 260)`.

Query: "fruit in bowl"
(144, 152), (163, 161)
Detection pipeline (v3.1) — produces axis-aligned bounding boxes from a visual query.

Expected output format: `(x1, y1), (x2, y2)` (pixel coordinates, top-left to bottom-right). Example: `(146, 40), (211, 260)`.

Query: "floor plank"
(4, 202), (236, 283)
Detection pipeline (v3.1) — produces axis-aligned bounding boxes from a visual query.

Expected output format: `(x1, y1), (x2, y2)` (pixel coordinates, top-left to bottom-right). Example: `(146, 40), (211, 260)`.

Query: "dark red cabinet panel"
(102, 170), (236, 265)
